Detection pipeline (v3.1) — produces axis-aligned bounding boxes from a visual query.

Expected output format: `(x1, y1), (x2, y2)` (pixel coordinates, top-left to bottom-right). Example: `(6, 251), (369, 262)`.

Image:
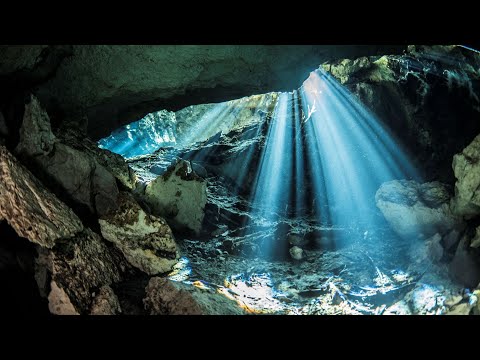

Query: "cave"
(0, 44), (480, 315)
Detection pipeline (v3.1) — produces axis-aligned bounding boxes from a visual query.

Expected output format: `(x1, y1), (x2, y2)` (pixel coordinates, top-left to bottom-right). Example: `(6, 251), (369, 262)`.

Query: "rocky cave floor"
(130, 156), (466, 315)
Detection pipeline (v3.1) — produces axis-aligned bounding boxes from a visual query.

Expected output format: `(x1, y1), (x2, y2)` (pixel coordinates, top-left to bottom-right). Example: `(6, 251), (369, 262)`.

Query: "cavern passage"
(1, 45), (480, 315)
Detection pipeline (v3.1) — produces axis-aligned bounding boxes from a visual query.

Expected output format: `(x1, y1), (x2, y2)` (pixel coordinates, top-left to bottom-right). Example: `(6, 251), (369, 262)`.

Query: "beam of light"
(299, 68), (421, 246)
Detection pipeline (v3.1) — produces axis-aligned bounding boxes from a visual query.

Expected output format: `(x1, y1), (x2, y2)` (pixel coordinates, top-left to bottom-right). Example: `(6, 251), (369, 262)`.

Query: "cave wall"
(0, 45), (405, 140)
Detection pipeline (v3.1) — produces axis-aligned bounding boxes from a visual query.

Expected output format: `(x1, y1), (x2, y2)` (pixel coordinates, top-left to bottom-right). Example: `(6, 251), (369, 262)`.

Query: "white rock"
(144, 160), (207, 235)
(289, 246), (304, 260)
(375, 180), (460, 239)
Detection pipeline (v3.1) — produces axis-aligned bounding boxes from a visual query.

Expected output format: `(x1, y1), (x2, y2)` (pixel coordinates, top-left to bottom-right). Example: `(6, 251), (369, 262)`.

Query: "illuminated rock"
(143, 160), (207, 235)
(451, 134), (480, 218)
(48, 281), (79, 315)
(289, 246), (304, 261)
(0, 145), (83, 248)
(99, 192), (178, 275)
(143, 277), (245, 315)
(376, 180), (460, 239)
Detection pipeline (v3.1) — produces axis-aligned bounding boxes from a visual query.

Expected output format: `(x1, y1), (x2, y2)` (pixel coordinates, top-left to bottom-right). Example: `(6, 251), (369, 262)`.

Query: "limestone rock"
(289, 246), (304, 261)
(445, 303), (472, 315)
(443, 229), (462, 252)
(90, 286), (122, 315)
(143, 277), (245, 315)
(14, 97), (120, 217)
(144, 160), (207, 235)
(36, 228), (129, 313)
(375, 180), (459, 239)
(15, 95), (56, 157)
(426, 233), (444, 262)
(48, 281), (79, 315)
(99, 192), (178, 275)
(471, 226), (480, 248)
(449, 235), (480, 288)
(32, 143), (119, 217)
(0, 145), (83, 248)
(451, 134), (480, 218)
(60, 129), (137, 190)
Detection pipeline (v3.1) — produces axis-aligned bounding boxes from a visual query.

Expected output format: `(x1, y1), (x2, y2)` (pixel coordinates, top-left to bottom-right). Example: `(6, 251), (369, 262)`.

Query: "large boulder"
(35, 228), (130, 314)
(0, 145), (83, 248)
(375, 180), (460, 239)
(60, 129), (137, 190)
(143, 277), (245, 315)
(15, 95), (119, 217)
(451, 134), (480, 218)
(99, 192), (178, 275)
(144, 160), (207, 235)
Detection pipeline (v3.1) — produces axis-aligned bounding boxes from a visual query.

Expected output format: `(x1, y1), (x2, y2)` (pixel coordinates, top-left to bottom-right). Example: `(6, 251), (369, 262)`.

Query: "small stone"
(289, 246), (304, 261)
(219, 257), (226, 262)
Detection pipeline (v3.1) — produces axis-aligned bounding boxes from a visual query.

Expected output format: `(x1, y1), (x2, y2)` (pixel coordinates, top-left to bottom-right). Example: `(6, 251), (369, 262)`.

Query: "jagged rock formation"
(36, 228), (131, 314)
(375, 180), (460, 239)
(15, 95), (120, 217)
(451, 134), (480, 218)
(99, 192), (178, 275)
(0, 145), (83, 248)
(143, 160), (207, 235)
(143, 277), (245, 315)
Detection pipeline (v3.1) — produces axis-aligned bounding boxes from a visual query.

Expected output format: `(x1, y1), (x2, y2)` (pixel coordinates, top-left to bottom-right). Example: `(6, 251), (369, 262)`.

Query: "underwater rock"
(15, 95), (56, 157)
(143, 277), (245, 315)
(471, 226), (480, 249)
(33, 142), (119, 217)
(449, 235), (480, 288)
(445, 302), (473, 315)
(99, 192), (178, 275)
(287, 233), (308, 247)
(15, 96), (120, 217)
(143, 160), (207, 235)
(48, 280), (79, 315)
(289, 246), (304, 261)
(90, 286), (122, 315)
(451, 134), (480, 218)
(443, 228), (462, 252)
(35, 228), (129, 314)
(0, 145), (83, 248)
(60, 129), (137, 190)
(425, 233), (443, 262)
(375, 180), (459, 239)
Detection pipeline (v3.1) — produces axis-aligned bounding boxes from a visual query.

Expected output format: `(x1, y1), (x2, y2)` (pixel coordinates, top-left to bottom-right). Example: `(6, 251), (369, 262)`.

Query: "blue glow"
(98, 111), (176, 159)
(299, 69), (419, 236)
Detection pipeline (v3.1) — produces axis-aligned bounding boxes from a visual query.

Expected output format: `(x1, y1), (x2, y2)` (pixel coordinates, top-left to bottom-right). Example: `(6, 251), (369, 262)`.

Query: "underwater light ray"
(293, 90), (307, 218)
(298, 90), (332, 224)
(226, 97), (276, 196)
(249, 93), (293, 224)
(315, 72), (404, 184)
(312, 88), (372, 223)
(318, 70), (420, 180)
